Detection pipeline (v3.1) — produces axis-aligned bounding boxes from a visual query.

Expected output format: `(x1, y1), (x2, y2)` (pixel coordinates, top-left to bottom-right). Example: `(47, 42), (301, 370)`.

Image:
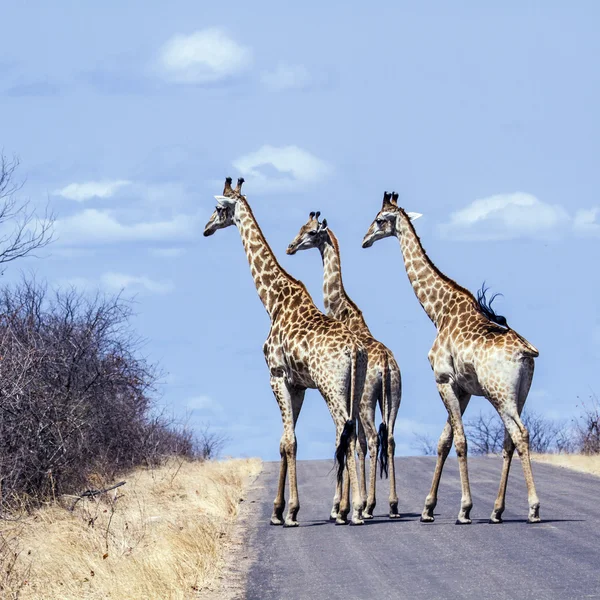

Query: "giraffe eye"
(376, 218), (385, 226)
(308, 230), (317, 236)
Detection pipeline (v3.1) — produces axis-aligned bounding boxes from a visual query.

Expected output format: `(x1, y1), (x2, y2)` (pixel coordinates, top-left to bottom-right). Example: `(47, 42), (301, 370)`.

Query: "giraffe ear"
(407, 212), (423, 221)
(214, 195), (236, 207)
(320, 218), (328, 230)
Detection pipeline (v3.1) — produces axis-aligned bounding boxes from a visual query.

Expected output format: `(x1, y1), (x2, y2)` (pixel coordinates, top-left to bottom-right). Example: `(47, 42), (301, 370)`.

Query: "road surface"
(240, 457), (600, 599)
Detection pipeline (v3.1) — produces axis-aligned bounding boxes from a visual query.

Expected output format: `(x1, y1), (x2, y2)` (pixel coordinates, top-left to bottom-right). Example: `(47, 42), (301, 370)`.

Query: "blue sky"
(1, 1), (599, 460)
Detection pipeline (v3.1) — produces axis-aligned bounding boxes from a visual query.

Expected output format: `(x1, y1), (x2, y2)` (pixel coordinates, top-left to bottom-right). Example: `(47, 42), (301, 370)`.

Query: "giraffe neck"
(396, 210), (471, 327)
(234, 199), (299, 318)
(319, 230), (371, 335)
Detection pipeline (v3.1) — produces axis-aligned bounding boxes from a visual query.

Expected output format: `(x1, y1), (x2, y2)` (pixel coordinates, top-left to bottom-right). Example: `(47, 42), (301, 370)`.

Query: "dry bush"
(574, 394), (600, 454)
(411, 432), (437, 456)
(0, 279), (198, 511)
(0, 458), (261, 599)
(463, 410), (572, 455)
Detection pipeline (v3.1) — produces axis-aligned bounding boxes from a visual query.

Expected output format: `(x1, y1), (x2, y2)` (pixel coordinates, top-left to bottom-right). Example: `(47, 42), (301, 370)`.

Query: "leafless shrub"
(464, 410), (573, 455)
(411, 432), (437, 456)
(0, 279), (198, 512)
(574, 394), (600, 454)
(196, 424), (229, 460)
(0, 153), (54, 270)
(465, 413), (505, 455)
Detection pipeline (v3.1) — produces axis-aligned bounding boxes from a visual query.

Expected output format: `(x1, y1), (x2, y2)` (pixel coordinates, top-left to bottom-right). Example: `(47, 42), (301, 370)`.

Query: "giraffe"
(361, 191), (541, 524)
(203, 177), (368, 526)
(286, 211), (402, 519)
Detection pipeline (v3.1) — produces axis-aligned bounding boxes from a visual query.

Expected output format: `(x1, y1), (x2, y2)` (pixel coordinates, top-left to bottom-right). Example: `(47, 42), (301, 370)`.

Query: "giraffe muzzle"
(286, 244), (297, 255)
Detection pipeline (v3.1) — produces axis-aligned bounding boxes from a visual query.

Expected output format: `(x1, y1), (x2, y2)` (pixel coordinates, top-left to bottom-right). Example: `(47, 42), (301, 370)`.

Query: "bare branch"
(0, 153), (54, 270)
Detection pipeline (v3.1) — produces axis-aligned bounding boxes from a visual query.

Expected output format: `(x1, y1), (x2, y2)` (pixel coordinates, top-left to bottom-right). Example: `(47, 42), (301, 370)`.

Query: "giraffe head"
(286, 211), (329, 255)
(203, 177), (245, 237)
(361, 191), (422, 248)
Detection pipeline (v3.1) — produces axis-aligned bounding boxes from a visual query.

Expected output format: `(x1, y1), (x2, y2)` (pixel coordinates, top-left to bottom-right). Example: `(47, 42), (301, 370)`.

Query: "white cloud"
(101, 272), (174, 294)
(573, 207), (600, 236)
(439, 193), (570, 241)
(60, 273), (173, 295)
(53, 209), (201, 246)
(156, 28), (252, 84)
(186, 395), (223, 417)
(260, 63), (311, 91)
(232, 145), (331, 193)
(149, 247), (186, 258)
(53, 180), (131, 201)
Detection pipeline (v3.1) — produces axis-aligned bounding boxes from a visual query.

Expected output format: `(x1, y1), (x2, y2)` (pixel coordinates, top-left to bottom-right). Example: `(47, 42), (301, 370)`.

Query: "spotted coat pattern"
(362, 192), (541, 524)
(204, 178), (368, 526)
(287, 214), (402, 518)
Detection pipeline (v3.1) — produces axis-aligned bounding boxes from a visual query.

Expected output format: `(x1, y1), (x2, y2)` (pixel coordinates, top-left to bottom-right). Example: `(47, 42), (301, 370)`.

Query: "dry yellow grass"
(0, 458), (261, 600)
(532, 453), (600, 477)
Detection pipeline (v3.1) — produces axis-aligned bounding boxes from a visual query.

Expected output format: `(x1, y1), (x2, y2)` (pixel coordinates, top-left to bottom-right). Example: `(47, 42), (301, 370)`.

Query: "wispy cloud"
(186, 395), (223, 417)
(53, 209), (201, 246)
(232, 145), (331, 193)
(61, 272), (174, 295)
(260, 63), (311, 91)
(439, 193), (571, 241)
(101, 272), (174, 294)
(53, 180), (131, 202)
(156, 28), (252, 84)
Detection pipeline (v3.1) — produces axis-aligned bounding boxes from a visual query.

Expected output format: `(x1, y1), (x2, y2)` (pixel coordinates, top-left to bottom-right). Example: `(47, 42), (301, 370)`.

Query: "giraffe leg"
(271, 440), (287, 526)
(362, 414), (379, 519)
(268, 376), (305, 527)
(335, 416), (364, 526)
(330, 477), (342, 521)
(387, 367), (401, 518)
(347, 426), (364, 525)
(358, 371), (379, 519)
(492, 358), (540, 523)
(356, 418), (368, 513)
(422, 384), (472, 524)
(501, 410), (540, 522)
(421, 418), (453, 522)
(490, 428), (515, 523)
(336, 468), (350, 525)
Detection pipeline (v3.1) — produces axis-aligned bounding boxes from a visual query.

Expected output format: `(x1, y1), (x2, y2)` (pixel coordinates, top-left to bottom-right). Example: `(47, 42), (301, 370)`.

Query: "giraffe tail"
(335, 420), (354, 485)
(378, 353), (390, 479)
(334, 347), (361, 485)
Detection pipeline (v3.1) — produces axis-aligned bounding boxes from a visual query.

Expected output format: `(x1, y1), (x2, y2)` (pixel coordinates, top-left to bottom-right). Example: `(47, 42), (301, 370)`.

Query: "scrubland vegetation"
(0, 458), (261, 599)
(0, 154), (260, 599)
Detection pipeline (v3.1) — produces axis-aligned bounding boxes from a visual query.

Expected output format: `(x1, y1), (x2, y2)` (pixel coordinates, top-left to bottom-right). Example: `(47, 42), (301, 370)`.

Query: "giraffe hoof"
(420, 515), (435, 523)
(489, 516), (503, 524)
(389, 512), (401, 519)
(283, 520), (299, 528)
(528, 516), (542, 524)
(335, 517), (348, 525)
(455, 518), (472, 525)
(350, 518), (364, 526)
(270, 516), (284, 526)
(362, 512), (374, 520)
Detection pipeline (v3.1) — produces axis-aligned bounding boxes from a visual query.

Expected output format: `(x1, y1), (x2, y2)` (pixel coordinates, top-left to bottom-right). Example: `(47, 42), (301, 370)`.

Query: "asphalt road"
(242, 457), (600, 600)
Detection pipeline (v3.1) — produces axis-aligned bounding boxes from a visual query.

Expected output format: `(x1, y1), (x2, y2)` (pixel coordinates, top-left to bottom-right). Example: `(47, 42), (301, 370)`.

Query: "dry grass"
(0, 458), (261, 600)
(532, 453), (600, 477)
